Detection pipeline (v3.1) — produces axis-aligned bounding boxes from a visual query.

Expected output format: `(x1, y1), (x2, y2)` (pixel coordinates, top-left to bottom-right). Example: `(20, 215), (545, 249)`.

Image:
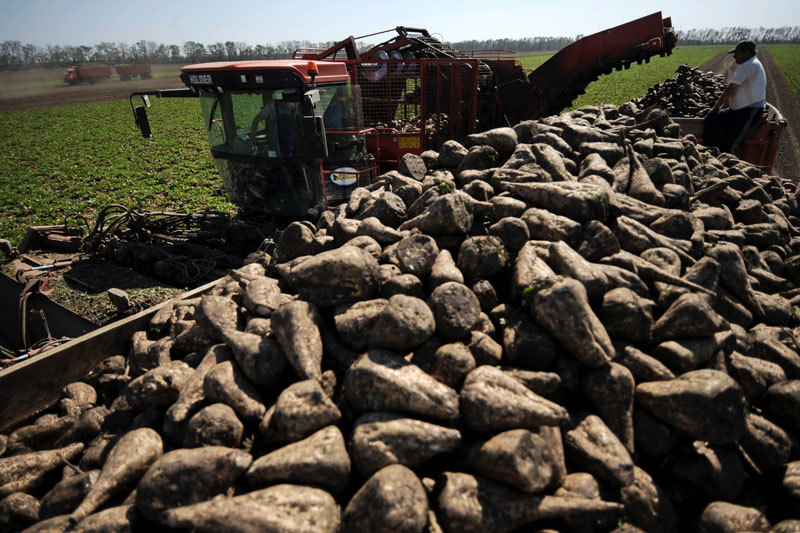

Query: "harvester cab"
(130, 60), (377, 219)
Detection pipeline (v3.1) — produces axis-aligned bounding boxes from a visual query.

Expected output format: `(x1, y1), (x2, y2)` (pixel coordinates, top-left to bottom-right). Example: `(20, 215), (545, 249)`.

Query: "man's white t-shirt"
(730, 56), (767, 110)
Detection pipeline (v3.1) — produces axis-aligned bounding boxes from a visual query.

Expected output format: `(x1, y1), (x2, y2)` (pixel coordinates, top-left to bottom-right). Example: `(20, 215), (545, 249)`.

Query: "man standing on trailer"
(703, 40), (767, 154)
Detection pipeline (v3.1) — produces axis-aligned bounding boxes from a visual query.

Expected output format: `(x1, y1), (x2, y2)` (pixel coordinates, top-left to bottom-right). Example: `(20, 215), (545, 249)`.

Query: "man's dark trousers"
(703, 106), (764, 154)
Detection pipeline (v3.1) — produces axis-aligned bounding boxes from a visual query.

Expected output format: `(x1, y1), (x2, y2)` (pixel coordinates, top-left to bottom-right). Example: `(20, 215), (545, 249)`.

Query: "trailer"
(62, 65), (113, 85)
(115, 64), (153, 81)
(0, 278), (218, 431)
(671, 103), (786, 175)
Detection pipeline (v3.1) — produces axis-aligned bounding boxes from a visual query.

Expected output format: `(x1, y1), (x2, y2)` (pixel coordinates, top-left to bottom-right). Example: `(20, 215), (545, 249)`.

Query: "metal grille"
(321, 130), (379, 205)
(343, 58), (481, 151)
(293, 48), (355, 61)
(460, 49), (517, 61)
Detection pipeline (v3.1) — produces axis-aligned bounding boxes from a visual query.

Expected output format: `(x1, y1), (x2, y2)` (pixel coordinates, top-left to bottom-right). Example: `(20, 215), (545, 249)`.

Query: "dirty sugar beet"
(4, 94), (800, 532)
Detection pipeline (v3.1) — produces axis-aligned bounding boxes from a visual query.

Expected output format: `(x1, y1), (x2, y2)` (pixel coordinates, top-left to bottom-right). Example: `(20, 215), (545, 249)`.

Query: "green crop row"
(517, 53), (554, 71)
(764, 44), (800, 103)
(569, 45), (729, 109)
(0, 98), (233, 245)
(516, 46), (728, 110)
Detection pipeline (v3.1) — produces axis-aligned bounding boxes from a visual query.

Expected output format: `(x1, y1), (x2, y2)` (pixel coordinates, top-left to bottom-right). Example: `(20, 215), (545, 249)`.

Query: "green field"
(570, 45), (729, 108)
(0, 98), (232, 245)
(517, 52), (554, 71)
(764, 44), (800, 102)
(516, 46), (728, 109)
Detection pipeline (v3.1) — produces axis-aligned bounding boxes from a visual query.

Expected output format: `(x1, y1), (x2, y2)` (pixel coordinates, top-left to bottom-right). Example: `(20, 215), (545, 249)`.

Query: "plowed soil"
(700, 49), (800, 180)
(0, 65), (184, 112)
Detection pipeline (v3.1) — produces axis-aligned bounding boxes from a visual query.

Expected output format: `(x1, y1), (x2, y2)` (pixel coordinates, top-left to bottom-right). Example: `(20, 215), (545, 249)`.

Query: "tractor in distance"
(63, 65), (114, 84)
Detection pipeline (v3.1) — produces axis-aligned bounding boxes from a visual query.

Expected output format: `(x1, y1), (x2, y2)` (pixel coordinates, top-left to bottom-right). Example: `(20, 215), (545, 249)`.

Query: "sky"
(1, 0), (798, 47)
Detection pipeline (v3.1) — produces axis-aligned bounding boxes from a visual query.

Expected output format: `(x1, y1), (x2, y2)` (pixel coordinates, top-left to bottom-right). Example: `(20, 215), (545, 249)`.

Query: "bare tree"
(224, 41), (237, 60)
(207, 42), (226, 61)
(182, 41), (206, 63)
(678, 26), (800, 45)
(0, 40), (23, 68)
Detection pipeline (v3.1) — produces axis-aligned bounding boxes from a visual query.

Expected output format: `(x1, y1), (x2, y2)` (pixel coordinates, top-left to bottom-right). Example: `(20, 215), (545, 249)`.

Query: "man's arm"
(713, 82), (741, 111)
(250, 114), (262, 141)
(250, 109), (273, 143)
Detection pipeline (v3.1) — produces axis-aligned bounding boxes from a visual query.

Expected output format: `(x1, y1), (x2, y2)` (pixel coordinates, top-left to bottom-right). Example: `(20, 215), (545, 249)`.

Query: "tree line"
(2, 26), (799, 71)
(0, 39), (348, 71)
(446, 36), (575, 53)
(445, 26), (800, 50)
(677, 26), (800, 45)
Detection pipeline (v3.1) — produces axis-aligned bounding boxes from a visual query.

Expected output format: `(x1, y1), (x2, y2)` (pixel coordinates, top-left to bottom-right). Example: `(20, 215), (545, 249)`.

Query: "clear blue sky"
(1, 0), (797, 47)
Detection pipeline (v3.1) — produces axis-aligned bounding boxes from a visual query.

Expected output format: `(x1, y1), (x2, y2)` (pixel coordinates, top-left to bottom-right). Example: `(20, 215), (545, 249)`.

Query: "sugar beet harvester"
(130, 12), (677, 219)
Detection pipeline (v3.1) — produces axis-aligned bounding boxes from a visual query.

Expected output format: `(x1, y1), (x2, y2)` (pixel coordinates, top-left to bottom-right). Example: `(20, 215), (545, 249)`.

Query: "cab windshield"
(196, 84), (364, 217)
(316, 84), (363, 131)
(198, 84), (363, 159)
(200, 88), (304, 160)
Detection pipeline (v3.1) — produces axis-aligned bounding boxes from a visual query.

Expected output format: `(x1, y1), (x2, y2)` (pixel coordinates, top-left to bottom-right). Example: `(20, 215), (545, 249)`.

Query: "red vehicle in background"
(672, 104), (786, 175)
(63, 65), (152, 84)
(62, 65), (113, 85)
(115, 64), (152, 81)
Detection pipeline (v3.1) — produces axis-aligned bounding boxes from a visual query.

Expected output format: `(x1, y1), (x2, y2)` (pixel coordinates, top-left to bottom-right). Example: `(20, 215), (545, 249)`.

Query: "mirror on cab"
(301, 115), (328, 158)
(129, 88), (196, 139)
(134, 105), (151, 138)
(303, 91), (328, 157)
(130, 93), (153, 138)
(305, 89), (321, 105)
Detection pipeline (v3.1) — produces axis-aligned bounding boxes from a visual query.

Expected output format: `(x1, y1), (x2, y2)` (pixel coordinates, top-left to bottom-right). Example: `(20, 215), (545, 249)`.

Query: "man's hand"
(713, 82), (741, 111)
(247, 129), (257, 151)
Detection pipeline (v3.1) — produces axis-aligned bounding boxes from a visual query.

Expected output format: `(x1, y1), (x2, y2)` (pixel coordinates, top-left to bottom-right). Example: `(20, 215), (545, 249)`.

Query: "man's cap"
(728, 40), (757, 54)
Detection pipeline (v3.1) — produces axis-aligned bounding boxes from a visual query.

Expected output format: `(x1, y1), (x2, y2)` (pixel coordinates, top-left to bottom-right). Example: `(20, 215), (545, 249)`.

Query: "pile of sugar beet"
(632, 65), (727, 118)
(5, 101), (800, 533)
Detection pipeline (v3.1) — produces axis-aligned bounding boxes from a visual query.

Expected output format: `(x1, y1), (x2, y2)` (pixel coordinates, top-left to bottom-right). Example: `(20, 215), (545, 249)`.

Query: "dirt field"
(700, 50), (800, 180)
(0, 65), (184, 112)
